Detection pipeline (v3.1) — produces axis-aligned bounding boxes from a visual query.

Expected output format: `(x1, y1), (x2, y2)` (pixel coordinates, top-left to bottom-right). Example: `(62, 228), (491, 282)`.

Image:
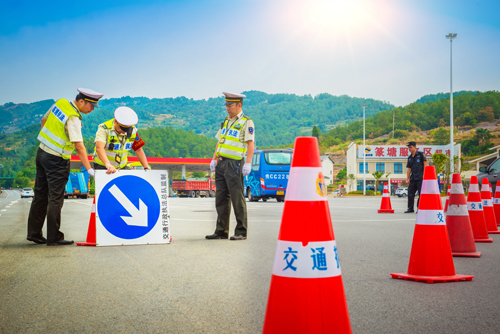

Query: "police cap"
(114, 107), (138, 137)
(407, 141), (417, 147)
(223, 92), (246, 106)
(77, 88), (103, 107)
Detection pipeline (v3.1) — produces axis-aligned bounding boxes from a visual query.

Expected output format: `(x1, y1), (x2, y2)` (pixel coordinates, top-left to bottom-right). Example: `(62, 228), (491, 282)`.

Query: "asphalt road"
(0, 190), (499, 333)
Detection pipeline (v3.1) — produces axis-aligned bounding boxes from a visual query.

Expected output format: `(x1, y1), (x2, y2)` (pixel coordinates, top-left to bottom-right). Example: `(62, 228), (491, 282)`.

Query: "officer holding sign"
(206, 92), (255, 241)
(27, 88), (102, 245)
(93, 107), (149, 174)
(405, 141), (428, 213)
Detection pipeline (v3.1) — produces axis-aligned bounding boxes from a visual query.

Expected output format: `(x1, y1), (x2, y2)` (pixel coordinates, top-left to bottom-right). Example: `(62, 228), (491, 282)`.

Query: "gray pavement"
(0, 190), (499, 333)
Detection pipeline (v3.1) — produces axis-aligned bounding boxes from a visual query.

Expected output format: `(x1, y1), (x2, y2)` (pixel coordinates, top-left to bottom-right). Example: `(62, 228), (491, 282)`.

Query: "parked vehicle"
(396, 187), (408, 197)
(21, 188), (34, 198)
(64, 167), (90, 199)
(172, 178), (215, 198)
(244, 149), (293, 202)
(477, 157), (500, 194)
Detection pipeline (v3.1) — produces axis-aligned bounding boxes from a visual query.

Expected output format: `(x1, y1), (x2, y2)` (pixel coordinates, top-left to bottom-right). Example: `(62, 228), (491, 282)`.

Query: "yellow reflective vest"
(217, 115), (249, 160)
(93, 119), (137, 169)
(37, 99), (81, 160)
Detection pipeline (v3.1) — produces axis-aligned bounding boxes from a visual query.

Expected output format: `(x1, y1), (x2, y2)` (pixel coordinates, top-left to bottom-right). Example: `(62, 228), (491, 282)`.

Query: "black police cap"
(407, 141), (417, 147)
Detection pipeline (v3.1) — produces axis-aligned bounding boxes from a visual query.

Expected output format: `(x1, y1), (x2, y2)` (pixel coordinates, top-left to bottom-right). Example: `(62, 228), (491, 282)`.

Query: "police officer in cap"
(206, 92), (255, 240)
(27, 88), (102, 245)
(405, 141), (428, 213)
(94, 107), (149, 173)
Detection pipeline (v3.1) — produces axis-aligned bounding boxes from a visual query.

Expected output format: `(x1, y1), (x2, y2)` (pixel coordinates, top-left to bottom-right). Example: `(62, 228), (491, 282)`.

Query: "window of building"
(376, 162), (385, 173)
(394, 162), (403, 174)
(359, 162), (368, 174)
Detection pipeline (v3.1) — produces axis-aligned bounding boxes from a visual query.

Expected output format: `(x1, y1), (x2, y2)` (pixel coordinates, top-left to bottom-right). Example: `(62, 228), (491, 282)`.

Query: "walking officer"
(405, 141), (428, 213)
(27, 88), (102, 245)
(93, 106), (149, 174)
(206, 92), (255, 241)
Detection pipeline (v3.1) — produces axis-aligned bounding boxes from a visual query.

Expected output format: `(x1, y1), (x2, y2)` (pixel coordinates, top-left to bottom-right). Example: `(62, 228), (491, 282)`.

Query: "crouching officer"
(27, 88), (102, 245)
(206, 92), (255, 241)
(94, 107), (149, 173)
(405, 141), (428, 213)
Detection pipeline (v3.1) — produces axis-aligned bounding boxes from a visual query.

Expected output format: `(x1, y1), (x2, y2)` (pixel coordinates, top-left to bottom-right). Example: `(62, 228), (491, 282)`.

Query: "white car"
(396, 187), (408, 197)
(21, 188), (34, 198)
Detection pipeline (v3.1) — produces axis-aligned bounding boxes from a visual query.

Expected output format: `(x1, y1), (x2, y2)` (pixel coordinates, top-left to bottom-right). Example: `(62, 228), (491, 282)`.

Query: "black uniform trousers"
(407, 178), (423, 211)
(27, 148), (70, 243)
(214, 157), (247, 237)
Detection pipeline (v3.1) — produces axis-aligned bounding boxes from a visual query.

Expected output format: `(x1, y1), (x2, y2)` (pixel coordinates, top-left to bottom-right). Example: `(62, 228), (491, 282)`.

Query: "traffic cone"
(493, 181), (500, 226)
(467, 176), (492, 243)
(446, 174), (481, 257)
(263, 137), (352, 333)
(76, 197), (96, 246)
(480, 179), (500, 234)
(391, 166), (473, 283)
(444, 185), (451, 214)
(378, 182), (394, 213)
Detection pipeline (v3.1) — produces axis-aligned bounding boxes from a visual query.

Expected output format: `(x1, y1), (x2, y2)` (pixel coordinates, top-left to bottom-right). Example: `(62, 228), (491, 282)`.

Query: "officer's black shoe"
(47, 239), (74, 246)
(230, 234), (247, 241)
(205, 234), (228, 240)
(27, 235), (47, 244)
(404, 209), (415, 213)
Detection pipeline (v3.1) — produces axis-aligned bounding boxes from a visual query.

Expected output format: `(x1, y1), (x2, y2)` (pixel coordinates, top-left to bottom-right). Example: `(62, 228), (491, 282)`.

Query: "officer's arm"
(135, 147), (149, 169)
(95, 141), (111, 166)
(245, 140), (255, 164)
(406, 168), (411, 183)
(424, 160), (428, 167)
(212, 142), (219, 160)
(41, 118), (47, 129)
(75, 142), (92, 171)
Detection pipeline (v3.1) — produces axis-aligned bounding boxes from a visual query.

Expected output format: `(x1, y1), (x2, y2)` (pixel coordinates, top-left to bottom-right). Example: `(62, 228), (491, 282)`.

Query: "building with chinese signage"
(346, 142), (461, 193)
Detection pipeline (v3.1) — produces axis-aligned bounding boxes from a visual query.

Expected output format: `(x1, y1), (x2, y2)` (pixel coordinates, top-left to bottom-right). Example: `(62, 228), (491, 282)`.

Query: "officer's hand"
(242, 163), (251, 176)
(105, 163), (116, 174)
(210, 159), (217, 172)
(407, 179), (410, 185)
(87, 168), (95, 178)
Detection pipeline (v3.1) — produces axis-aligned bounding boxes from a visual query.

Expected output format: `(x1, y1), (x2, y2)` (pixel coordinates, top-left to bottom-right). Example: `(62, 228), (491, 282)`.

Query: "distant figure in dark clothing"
(405, 141), (428, 213)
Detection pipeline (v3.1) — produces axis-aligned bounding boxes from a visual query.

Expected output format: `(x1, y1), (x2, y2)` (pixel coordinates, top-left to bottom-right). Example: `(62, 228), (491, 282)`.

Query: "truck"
(172, 178), (216, 198)
(244, 149), (293, 202)
(64, 167), (90, 199)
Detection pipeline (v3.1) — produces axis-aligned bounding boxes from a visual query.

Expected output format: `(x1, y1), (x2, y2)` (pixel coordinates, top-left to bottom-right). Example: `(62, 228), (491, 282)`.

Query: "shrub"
(346, 190), (375, 196)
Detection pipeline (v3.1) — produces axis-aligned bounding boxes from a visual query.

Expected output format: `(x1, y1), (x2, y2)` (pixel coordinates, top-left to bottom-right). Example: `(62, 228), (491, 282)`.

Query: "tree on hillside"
(432, 128), (450, 145)
(477, 107), (495, 123)
(312, 125), (321, 139)
(475, 128), (493, 146)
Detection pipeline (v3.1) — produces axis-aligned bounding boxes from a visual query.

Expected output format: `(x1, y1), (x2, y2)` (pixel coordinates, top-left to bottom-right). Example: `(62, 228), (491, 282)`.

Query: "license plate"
(277, 191), (284, 195)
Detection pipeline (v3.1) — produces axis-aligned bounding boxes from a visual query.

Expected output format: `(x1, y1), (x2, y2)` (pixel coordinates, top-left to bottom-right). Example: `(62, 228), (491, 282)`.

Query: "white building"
(321, 155), (335, 185)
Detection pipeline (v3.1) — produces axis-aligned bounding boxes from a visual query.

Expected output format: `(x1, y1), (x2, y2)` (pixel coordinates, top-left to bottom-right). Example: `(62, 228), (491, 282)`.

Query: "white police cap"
(77, 88), (104, 107)
(114, 107), (138, 126)
(223, 92), (246, 105)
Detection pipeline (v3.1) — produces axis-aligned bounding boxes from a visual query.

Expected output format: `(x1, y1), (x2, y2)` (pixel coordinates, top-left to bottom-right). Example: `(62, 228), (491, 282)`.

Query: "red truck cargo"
(172, 178), (216, 198)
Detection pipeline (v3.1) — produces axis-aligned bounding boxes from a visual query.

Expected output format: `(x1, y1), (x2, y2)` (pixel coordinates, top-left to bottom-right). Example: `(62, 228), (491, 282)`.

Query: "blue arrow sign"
(97, 175), (160, 239)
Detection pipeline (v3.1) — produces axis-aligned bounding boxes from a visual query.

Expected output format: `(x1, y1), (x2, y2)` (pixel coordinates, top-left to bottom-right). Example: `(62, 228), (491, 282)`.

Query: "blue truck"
(64, 166), (90, 199)
(244, 149), (293, 202)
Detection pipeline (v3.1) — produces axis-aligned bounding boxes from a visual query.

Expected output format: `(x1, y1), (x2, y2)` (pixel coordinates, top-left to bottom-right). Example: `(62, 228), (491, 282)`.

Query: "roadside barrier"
(467, 176), (492, 242)
(480, 179), (500, 234)
(378, 182), (394, 213)
(262, 137), (352, 334)
(391, 166), (473, 283)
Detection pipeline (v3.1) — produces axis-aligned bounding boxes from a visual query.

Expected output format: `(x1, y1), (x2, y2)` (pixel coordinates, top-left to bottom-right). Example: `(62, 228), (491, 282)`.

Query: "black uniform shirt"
(406, 151), (427, 180)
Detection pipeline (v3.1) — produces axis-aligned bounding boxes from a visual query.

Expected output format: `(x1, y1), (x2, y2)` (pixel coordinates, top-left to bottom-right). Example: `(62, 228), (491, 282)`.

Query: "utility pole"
(362, 104), (367, 195)
(446, 33), (457, 173)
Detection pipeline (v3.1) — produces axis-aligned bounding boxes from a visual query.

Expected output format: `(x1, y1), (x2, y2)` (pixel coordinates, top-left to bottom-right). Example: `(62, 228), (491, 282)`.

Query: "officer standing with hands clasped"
(93, 106), (149, 174)
(27, 88), (103, 245)
(405, 141), (428, 213)
(206, 92), (255, 241)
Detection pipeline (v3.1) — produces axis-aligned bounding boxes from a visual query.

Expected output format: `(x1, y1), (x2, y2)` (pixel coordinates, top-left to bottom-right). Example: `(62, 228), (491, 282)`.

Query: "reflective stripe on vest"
(37, 99), (80, 159)
(93, 119), (137, 168)
(217, 116), (248, 160)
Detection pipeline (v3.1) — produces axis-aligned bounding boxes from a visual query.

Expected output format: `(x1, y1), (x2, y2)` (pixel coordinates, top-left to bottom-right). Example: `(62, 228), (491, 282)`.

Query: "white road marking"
(1, 209), (6, 212)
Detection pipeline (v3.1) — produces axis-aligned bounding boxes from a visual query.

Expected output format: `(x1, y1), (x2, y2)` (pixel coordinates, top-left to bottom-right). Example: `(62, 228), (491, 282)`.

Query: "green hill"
(414, 91), (479, 104)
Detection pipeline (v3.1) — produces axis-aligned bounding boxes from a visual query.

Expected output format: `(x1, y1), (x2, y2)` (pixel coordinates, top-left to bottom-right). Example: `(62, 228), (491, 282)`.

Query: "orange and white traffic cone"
(467, 176), (492, 243)
(444, 185), (451, 214)
(378, 182), (394, 213)
(480, 179), (500, 234)
(76, 197), (96, 246)
(263, 137), (352, 334)
(446, 173), (481, 257)
(494, 181), (500, 226)
(391, 166), (473, 283)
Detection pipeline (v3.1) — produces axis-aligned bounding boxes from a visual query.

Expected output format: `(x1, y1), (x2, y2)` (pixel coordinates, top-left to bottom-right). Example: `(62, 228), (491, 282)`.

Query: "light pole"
(393, 109), (395, 139)
(446, 33), (457, 173)
(362, 104), (367, 195)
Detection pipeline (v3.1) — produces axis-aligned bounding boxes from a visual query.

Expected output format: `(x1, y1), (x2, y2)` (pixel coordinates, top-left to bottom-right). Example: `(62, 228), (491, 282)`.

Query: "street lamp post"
(446, 33), (457, 173)
(362, 104), (367, 195)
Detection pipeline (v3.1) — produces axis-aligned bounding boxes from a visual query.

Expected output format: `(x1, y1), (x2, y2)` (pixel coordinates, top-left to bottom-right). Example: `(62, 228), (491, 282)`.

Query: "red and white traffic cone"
(76, 197), (96, 246)
(391, 166), (473, 283)
(378, 182), (394, 213)
(446, 173), (481, 257)
(493, 181), (500, 226)
(467, 176), (492, 243)
(480, 179), (500, 234)
(444, 185), (451, 214)
(263, 137), (352, 333)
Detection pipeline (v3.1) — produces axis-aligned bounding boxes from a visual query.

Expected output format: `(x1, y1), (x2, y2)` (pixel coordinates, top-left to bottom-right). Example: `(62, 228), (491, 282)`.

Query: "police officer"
(405, 141), (428, 213)
(206, 92), (255, 241)
(27, 88), (102, 245)
(94, 106), (149, 173)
